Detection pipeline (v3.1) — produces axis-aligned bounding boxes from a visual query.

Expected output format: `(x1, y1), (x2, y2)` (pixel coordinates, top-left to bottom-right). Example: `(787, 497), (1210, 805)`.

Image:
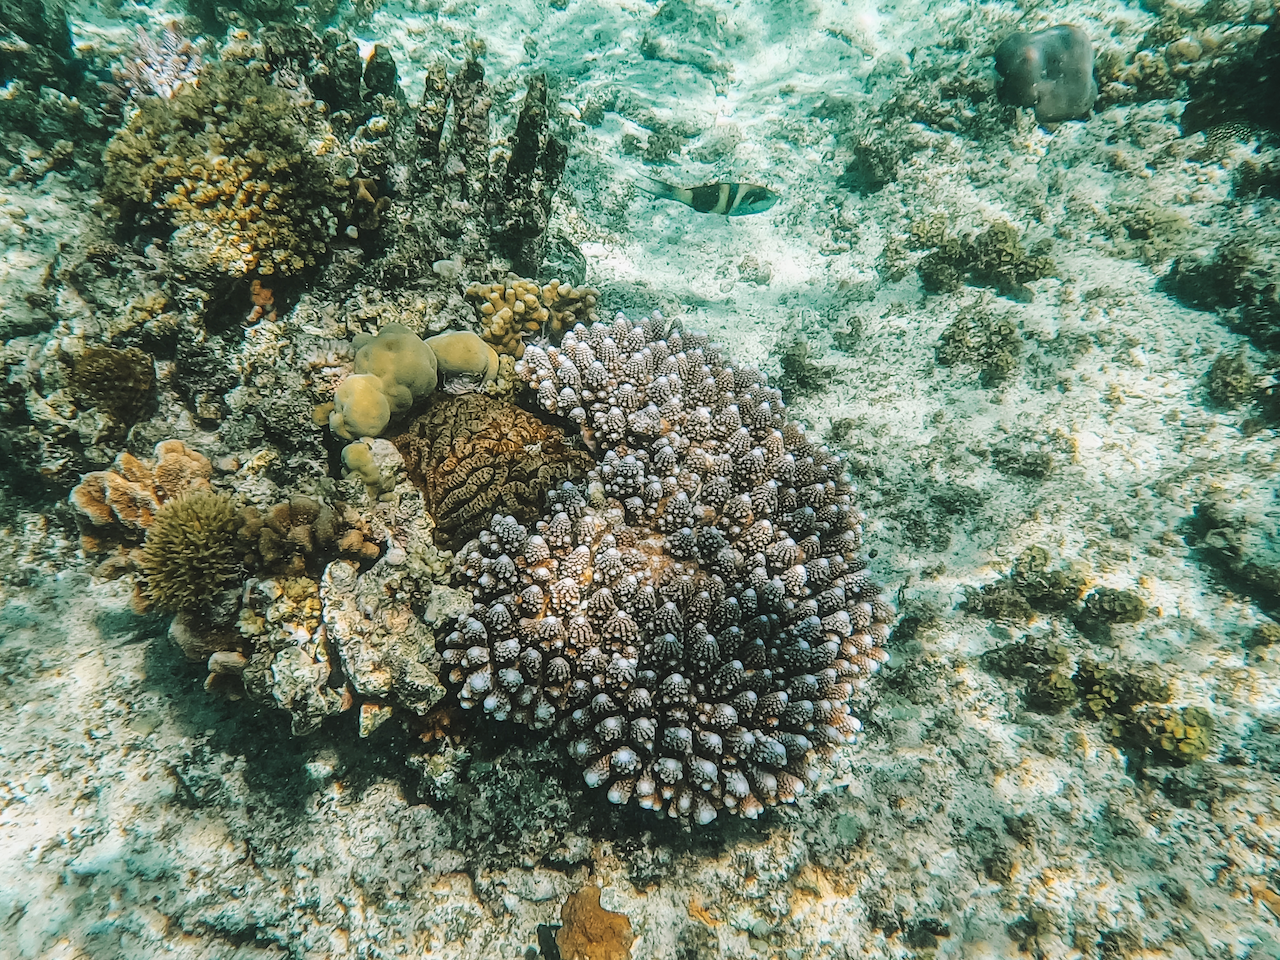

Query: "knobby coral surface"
(443, 315), (894, 822)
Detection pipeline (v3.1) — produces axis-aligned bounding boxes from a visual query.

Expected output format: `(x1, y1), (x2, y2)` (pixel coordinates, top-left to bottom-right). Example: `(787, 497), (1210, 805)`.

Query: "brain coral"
(443, 315), (893, 822)
(394, 393), (595, 549)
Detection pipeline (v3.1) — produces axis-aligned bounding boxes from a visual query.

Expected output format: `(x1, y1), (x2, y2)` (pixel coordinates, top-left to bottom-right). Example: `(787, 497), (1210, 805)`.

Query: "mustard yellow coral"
(426, 330), (499, 382)
(329, 324), (440, 440)
(466, 276), (599, 358)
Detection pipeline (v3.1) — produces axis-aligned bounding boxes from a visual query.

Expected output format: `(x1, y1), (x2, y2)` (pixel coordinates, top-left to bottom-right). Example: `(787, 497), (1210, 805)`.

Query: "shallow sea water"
(1, 0), (1278, 958)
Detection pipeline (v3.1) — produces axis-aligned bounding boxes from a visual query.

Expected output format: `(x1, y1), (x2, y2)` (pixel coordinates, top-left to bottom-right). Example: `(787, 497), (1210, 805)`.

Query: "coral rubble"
(444, 314), (894, 822)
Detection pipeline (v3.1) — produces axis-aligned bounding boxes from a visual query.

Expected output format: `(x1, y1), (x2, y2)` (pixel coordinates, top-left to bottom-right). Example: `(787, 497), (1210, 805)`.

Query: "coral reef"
(1133, 705), (1214, 765)
(935, 304), (1025, 386)
(426, 330), (499, 383)
(490, 74), (569, 276)
(328, 325), (508, 446)
(916, 221), (1055, 302)
(1189, 489), (1280, 613)
(1164, 239), (1280, 350)
(837, 134), (900, 194)
(238, 576), (345, 735)
(392, 392), (594, 549)
(113, 24), (202, 103)
(467, 276), (600, 358)
(102, 60), (353, 279)
(66, 345), (156, 427)
(444, 314), (894, 822)
(367, 63), (571, 282)
(141, 489), (243, 612)
(330, 324), (439, 441)
(237, 494), (380, 579)
(1207, 348), (1257, 408)
(69, 440), (213, 560)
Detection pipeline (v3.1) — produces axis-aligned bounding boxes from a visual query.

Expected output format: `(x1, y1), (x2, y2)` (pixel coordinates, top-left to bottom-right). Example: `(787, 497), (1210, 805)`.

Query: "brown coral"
(466, 276), (599, 358)
(141, 489), (243, 612)
(69, 440), (212, 554)
(237, 495), (380, 578)
(391, 393), (594, 549)
(67, 346), (156, 425)
(555, 885), (635, 960)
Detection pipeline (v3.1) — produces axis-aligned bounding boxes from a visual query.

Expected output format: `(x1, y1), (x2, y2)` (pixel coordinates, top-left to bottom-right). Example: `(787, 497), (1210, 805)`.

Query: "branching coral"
(466, 276), (599, 358)
(103, 60), (352, 278)
(444, 314), (894, 822)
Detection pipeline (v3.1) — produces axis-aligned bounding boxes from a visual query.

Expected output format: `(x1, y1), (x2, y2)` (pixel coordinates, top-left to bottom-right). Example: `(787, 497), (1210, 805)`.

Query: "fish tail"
(636, 175), (679, 201)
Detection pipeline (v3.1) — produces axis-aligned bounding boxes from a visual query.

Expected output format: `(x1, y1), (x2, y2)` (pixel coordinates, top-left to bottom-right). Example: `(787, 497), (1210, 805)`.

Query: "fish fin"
(636, 175), (679, 200)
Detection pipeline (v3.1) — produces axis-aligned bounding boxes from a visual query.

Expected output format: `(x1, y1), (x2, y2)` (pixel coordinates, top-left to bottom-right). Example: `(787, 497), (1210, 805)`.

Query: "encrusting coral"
(393, 392), (595, 549)
(555, 885), (635, 960)
(444, 314), (894, 822)
(66, 345), (156, 427)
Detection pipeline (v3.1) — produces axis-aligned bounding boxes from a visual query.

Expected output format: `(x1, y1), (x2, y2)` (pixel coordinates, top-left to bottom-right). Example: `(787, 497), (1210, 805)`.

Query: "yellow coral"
(331, 374), (392, 440)
(352, 323), (438, 415)
(466, 276), (599, 358)
(329, 324), (441, 440)
(426, 330), (500, 382)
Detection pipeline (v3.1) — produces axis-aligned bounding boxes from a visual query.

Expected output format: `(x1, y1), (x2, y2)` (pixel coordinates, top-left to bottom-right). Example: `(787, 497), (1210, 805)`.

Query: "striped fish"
(638, 176), (779, 216)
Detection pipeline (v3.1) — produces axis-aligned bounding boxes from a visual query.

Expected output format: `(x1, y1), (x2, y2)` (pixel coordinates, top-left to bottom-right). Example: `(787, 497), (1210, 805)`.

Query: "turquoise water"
(0, 1), (1278, 957)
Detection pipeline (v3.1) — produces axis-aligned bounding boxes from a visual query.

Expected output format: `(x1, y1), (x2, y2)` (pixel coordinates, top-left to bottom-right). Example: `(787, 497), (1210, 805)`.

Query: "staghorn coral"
(467, 276), (599, 358)
(393, 392), (594, 550)
(443, 314), (893, 822)
(102, 60), (351, 278)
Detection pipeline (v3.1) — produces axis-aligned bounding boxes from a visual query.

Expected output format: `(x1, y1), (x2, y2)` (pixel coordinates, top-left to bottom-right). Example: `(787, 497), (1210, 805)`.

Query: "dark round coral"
(442, 314), (893, 823)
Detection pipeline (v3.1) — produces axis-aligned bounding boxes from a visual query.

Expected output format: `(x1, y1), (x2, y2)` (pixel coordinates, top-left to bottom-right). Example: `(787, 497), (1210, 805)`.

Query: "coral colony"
(445, 314), (894, 822)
